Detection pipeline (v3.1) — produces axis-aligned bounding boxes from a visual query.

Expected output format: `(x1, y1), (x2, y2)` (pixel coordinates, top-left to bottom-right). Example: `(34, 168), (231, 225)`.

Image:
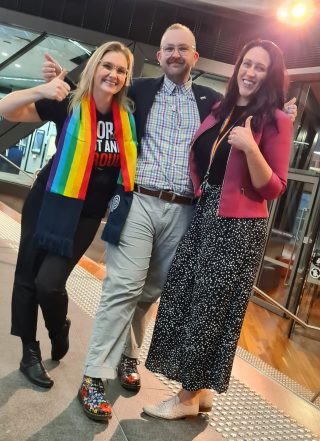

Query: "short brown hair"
(160, 23), (196, 49)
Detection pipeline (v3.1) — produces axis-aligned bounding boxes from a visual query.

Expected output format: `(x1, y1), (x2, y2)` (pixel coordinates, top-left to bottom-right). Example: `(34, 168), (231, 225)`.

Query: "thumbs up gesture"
(42, 53), (62, 82)
(40, 69), (71, 101)
(228, 116), (257, 154)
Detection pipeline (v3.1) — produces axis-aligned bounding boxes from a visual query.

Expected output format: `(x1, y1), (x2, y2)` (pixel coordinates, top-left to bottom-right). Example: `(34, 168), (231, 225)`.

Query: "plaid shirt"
(135, 76), (201, 196)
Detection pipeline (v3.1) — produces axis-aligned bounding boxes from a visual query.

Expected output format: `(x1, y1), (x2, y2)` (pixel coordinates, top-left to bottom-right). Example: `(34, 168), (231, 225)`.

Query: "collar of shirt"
(163, 75), (193, 96)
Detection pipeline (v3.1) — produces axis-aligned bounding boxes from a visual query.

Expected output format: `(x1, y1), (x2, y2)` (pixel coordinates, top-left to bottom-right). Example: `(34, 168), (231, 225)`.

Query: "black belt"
(134, 185), (195, 205)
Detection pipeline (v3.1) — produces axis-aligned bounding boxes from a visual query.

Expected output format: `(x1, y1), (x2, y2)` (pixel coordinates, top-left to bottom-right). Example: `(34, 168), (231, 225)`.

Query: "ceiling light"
(292, 3), (306, 17)
(14, 63), (21, 68)
(276, 0), (315, 26)
(1, 52), (9, 57)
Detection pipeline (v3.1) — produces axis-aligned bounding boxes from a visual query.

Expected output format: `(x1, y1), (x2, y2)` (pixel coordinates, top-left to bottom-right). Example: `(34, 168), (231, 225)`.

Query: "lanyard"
(203, 108), (245, 183)
(209, 110), (234, 164)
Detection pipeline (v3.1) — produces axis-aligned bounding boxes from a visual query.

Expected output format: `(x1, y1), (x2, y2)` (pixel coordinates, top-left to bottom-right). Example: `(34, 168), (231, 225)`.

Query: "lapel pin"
(200, 96), (206, 100)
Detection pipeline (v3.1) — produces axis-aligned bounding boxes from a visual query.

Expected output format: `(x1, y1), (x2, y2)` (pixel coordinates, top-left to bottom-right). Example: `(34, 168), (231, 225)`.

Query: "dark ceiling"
(0, 0), (319, 69)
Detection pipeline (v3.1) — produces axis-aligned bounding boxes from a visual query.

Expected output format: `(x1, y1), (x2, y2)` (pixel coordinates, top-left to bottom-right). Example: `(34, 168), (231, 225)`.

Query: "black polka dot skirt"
(145, 183), (268, 393)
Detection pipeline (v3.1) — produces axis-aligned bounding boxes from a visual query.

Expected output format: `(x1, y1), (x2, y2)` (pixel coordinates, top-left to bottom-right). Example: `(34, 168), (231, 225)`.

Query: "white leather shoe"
(199, 390), (214, 412)
(143, 395), (199, 420)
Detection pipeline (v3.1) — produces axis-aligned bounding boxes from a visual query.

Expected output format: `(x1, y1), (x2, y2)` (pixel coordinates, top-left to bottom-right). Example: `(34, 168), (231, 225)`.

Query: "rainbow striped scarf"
(47, 95), (136, 197)
(34, 95), (137, 257)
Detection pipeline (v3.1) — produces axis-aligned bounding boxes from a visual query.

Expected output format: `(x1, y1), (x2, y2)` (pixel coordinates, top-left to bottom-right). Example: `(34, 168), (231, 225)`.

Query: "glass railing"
(0, 22), (96, 186)
(0, 24), (41, 63)
(0, 122), (57, 185)
(0, 149), (34, 185)
(0, 33), (94, 92)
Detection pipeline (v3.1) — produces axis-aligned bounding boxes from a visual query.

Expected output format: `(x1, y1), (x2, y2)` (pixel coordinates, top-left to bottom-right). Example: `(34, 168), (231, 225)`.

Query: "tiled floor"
(0, 209), (319, 441)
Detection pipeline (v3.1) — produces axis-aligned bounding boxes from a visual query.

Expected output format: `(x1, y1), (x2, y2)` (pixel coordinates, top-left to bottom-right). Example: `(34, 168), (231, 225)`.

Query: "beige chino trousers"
(84, 191), (195, 379)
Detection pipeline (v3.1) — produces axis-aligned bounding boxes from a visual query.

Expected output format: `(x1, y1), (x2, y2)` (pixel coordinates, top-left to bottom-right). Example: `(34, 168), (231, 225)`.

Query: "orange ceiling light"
(276, 0), (316, 26)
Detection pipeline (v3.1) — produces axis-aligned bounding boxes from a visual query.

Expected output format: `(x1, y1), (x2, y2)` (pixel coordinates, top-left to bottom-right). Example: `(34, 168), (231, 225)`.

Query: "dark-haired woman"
(143, 39), (293, 419)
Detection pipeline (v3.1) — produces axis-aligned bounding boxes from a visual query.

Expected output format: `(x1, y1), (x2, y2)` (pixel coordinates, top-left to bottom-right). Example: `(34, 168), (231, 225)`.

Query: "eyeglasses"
(161, 45), (196, 56)
(99, 60), (128, 77)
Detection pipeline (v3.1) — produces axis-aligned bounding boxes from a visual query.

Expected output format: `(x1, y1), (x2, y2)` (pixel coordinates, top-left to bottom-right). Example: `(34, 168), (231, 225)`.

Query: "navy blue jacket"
(104, 75), (222, 245)
(128, 76), (222, 144)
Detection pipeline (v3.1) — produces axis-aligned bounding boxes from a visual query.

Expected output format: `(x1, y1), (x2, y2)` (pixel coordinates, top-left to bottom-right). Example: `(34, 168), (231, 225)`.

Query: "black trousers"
(11, 180), (102, 341)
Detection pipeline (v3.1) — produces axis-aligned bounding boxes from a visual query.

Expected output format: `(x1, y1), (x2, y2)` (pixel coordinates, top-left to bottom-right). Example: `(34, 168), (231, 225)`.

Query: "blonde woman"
(0, 41), (137, 390)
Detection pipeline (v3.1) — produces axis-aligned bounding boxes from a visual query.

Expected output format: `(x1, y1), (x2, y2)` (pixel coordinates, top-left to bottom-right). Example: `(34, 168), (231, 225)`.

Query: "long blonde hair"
(69, 41), (134, 111)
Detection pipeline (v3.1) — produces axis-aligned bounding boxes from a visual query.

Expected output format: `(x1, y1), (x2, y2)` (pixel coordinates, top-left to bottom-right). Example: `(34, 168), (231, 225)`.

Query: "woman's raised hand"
(40, 70), (71, 101)
(228, 116), (258, 154)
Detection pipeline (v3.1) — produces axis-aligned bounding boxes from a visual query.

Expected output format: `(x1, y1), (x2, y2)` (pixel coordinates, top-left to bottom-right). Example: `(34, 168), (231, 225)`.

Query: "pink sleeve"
(254, 110), (293, 201)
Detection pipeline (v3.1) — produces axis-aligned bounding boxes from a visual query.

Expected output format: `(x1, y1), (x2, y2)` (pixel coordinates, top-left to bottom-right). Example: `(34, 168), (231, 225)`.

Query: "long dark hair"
(215, 39), (288, 132)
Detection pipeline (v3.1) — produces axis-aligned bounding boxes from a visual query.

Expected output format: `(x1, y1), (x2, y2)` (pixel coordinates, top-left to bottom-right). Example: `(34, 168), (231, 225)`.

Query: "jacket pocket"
(240, 186), (264, 202)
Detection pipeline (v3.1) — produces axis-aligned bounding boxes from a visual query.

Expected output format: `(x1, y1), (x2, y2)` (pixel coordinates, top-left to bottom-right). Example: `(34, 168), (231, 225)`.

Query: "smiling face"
(92, 50), (128, 101)
(157, 28), (199, 85)
(237, 46), (271, 105)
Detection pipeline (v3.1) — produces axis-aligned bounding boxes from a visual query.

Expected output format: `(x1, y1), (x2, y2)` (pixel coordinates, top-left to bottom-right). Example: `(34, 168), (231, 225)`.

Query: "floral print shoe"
(78, 375), (112, 421)
(118, 354), (141, 391)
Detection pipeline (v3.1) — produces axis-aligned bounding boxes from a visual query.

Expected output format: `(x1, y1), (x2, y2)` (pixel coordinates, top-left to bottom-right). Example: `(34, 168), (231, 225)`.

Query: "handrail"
(271, 228), (294, 239)
(252, 285), (320, 332)
(0, 153), (33, 182)
(283, 208), (308, 286)
(0, 152), (318, 332)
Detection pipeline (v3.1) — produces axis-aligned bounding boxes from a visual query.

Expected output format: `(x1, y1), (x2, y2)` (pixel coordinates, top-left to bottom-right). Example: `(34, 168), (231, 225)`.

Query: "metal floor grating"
(1, 210), (319, 441)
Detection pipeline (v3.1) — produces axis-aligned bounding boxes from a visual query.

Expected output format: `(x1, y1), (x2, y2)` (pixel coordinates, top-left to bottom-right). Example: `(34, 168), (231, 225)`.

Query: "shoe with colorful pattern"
(78, 375), (112, 421)
(118, 354), (141, 391)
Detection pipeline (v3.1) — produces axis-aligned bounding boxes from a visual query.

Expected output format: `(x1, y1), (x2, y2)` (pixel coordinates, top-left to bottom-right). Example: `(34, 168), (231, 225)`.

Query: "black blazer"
(128, 76), (222, 144)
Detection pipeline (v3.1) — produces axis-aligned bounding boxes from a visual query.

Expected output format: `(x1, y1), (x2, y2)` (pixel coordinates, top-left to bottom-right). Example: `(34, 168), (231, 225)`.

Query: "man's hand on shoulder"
(42, 53), (62, 83)
(284, 97), (297, 123)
